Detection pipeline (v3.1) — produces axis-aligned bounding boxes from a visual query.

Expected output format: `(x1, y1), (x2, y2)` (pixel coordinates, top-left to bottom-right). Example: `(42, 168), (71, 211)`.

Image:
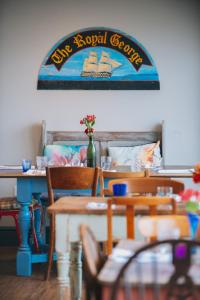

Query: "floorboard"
(0, 247), (84, 300)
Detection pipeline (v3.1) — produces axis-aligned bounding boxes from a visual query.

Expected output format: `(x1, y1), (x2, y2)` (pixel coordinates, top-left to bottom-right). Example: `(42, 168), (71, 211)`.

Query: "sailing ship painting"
(81, 50), (122, 78)
(37, 27), (160, 90)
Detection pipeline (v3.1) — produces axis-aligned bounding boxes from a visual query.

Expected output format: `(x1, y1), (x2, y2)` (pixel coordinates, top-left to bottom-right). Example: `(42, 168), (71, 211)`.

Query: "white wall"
(0, 0), (200, 198)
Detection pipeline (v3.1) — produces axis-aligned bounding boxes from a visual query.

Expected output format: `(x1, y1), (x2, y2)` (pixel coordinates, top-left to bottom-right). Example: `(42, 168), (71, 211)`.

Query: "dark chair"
(110, 239), (200, 300)
(79, 224), (107, 300)
(45, 166), (100, 280)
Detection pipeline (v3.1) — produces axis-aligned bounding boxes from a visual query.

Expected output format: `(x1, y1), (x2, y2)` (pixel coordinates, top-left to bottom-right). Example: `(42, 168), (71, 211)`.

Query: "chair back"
(101, 170), (145, 196)
(138, 215), (200, 240)
(79, 224), (103, 277)
(45, 166), (100, 280)
(107, 177), (184, 195)
(110, 239), (200, 300)
(79, 224), (106, 299)
(46, 166), (100, 204)
(107, 196), (177, 254)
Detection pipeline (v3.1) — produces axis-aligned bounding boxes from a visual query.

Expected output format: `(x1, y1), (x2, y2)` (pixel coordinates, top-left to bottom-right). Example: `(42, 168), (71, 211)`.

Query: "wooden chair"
(110, 239), (200, 300)
(107, 177), (184, 196)
(107, 196), (177, 254)
(45, 166), (100, 280)
(100, 170), (145, 196)
(79, 224), (106, 300)
(138, 215), (200, 240)
(0, 197), (40, 251)
(99, 171), (146, 253)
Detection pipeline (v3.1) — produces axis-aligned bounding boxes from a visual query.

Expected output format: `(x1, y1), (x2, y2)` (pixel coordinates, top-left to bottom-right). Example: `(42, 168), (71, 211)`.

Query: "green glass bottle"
(87, 136), (96, 167)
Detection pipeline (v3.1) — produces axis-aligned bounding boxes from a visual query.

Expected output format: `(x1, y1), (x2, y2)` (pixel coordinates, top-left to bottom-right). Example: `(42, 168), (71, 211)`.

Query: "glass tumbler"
(22, 159), (32, 172)
(36, 156), (48, 170)
(157, 186), (173, 197)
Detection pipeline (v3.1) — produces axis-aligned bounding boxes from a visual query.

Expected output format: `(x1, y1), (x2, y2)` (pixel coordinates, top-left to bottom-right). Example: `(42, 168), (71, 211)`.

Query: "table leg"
(57, 251), (70, 287)
(16, 178), (33, 276)
(56, 214), (71, 292)
(16, 202), (32, 275)
(70, 242), (82, 300)
(55, 215), (82, 300)
(57, 242), (82, 300)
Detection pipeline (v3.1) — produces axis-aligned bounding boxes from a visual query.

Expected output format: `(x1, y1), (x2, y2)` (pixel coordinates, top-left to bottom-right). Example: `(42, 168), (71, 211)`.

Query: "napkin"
(158, 169), (194, 174)
(86, 202), (107, 209)
(110, 248), (134, 263)
(86, 202), (116, 209)
(24, 169), (46, 175)
(137, 251), (171, 263)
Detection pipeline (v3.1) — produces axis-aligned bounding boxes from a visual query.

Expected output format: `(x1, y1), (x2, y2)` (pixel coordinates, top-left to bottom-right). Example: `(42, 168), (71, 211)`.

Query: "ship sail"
(81, 50), (122, 78)
(109, 59), (122, 69)
(82, 51), (98, 73)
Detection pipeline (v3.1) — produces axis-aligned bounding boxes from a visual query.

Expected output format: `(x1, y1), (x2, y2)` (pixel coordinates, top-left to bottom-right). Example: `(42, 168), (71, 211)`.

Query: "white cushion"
(108, 142), (161, 171)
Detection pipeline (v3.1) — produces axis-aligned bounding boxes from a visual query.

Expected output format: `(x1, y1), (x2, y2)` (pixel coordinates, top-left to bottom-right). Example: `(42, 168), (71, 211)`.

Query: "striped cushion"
(0, 197), (21, 210)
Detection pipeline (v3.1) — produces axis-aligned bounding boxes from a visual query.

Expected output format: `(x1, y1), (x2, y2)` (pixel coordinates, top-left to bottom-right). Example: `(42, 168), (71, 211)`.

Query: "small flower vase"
(87, 136), (96, 167)
(187, 212), (199, 240)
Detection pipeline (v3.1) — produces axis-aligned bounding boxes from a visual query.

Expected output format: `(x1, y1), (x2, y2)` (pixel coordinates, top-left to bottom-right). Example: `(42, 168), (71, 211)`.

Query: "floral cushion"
(108, 141), (162, 171)
(44, 144), (87, 166)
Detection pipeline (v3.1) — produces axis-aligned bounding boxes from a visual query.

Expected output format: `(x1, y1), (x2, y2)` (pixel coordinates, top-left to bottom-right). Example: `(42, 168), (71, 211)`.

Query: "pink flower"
(80, 114), (96, 137)
(179, 189), (200, 213)
(193, 163), (200, 183)
(179, 189), (200, 202)
(193, 173), (200, 183)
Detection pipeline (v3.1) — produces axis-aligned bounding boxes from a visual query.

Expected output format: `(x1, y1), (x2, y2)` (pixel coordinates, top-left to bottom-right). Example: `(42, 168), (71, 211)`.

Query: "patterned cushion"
(108, 141), (162, 171)
(0, 197), (21, 210)
(44, 144), (87, 166)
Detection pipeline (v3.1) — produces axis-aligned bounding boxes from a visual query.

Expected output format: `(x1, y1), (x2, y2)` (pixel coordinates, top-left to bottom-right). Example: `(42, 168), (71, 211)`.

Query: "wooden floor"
(0, 247), (84, 300)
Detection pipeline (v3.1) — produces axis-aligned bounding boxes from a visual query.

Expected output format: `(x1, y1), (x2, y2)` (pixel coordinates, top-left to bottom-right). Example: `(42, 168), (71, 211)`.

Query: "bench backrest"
(40, 120), (164, 166)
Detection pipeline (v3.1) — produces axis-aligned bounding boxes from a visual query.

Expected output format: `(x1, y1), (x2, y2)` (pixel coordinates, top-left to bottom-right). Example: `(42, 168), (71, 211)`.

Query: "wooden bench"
(40, 120), (164, 166)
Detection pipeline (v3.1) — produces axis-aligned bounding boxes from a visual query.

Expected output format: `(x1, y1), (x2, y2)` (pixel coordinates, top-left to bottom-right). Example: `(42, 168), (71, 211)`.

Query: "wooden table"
(47, 196), (186, 300)
(148, 165), (194, 178)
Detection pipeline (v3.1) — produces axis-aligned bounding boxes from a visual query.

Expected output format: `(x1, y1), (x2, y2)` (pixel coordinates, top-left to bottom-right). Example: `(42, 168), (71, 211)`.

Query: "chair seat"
(0, 197), (39, 210)
(0, 197), (21, 210)
(40, 192), (91, 205)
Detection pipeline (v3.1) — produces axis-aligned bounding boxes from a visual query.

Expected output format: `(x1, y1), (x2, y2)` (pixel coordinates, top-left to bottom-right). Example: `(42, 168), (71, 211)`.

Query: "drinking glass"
(100, 156), (106, 169)
(113, 183), (128, 196)
(157, 186), (173, 197)
(101, 156), (112, 170)
(36, 156), (48, 170)
(22, 159), (32, 173)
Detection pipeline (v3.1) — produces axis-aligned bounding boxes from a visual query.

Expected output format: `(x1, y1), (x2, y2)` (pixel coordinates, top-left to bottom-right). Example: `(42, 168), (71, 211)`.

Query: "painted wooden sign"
(37, 27), (160, 90)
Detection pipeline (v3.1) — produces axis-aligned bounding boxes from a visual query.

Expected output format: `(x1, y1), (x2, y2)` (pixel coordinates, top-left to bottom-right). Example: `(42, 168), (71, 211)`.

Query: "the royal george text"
(51, 45), (73, 64)
(109, 34), (143, 65)
(50, 31), (143, 68)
